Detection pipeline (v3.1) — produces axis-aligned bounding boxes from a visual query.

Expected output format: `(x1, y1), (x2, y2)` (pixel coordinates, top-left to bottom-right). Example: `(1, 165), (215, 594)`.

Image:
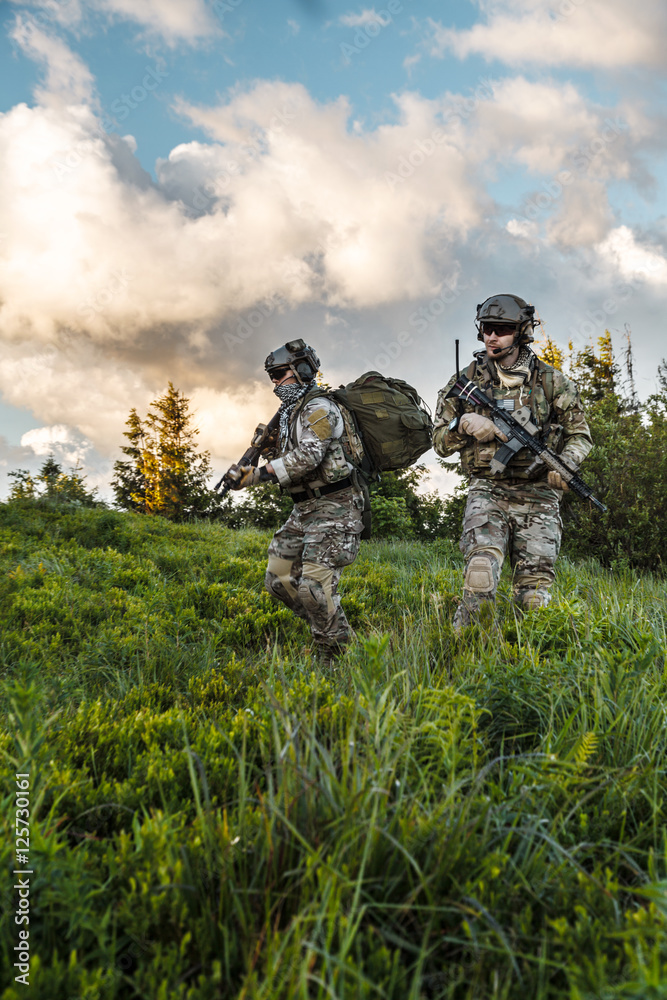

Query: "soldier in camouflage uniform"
(236, 339), (365, 663)
(432, 295), (593, 629)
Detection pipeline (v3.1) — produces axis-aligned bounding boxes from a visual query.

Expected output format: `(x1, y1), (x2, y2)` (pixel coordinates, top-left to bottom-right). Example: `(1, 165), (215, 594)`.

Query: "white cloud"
(8, 0), (221, 45)
(10, 16), (96, 108)
(2, 25), (667, 486)
(95, 0), (221, 44)
(596, 226), (667, 285)
(0, 67), (487, 464)
(427, 0), (667, 70)
(546, 181), (614, 248)
(21, 424), (93, 466)
(403, 53), (421, 73)
(340, 9), (389, 28)
(506, 218), (536, 239)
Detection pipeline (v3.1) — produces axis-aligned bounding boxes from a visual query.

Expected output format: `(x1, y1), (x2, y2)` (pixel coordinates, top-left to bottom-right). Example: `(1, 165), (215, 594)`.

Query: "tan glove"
(238, 465), (264, 488)
(459, 413), (508, 443)
(237, 465), (279, 489)
(547, 470), (569, 491)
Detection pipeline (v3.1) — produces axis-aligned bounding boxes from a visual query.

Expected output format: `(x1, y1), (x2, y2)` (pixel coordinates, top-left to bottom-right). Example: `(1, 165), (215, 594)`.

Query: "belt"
(289, 476), (354, 504)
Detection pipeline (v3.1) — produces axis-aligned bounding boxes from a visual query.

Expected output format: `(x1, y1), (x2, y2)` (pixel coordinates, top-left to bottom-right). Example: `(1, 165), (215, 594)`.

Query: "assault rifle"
(446, 374), (607, 513)
(214, 409), (281, 496)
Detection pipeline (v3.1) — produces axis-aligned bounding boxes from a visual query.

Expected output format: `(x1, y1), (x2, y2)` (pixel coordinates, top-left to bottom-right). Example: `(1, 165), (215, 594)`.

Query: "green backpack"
(330, 371), (433, 477)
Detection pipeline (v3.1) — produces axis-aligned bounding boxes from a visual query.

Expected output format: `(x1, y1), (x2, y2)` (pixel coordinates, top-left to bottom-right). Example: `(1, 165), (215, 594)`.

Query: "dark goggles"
(481, 322), (519, 337)
(268, 366), (292, 382)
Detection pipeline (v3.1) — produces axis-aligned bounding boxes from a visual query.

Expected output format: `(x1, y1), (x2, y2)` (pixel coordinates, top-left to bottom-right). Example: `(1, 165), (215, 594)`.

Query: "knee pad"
(300, 563), (336, 615)
(266, 555), (297, 600)
(464, 554), (495, 594)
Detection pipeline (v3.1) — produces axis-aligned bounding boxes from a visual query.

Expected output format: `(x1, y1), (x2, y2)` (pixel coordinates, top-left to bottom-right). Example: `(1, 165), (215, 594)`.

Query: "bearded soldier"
(432, 295), (593, 629)
(235, 339), (365, 664)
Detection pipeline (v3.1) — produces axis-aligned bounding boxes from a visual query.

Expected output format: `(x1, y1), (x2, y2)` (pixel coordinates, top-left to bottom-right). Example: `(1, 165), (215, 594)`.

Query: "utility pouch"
(361, 507), (372, 541)
(542, 423), (565, 453)
(352, 468), (373, 540)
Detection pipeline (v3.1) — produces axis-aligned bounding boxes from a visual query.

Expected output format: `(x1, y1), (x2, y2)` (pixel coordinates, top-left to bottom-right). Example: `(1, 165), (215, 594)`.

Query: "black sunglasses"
(269, 367), (291, 382)
(481, 323), (518, 336)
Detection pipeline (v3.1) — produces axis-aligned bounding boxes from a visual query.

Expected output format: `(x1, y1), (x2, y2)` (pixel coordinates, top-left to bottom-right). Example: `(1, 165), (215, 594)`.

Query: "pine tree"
(111, 409), (147, 512)
(8, 455), (98, 506)
(112, 384), (216, 520)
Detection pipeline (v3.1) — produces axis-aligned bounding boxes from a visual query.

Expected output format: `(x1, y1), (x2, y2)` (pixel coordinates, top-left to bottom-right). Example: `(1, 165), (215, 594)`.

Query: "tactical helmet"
(475, 294), (536, 344)
(264, 338), (320, 385)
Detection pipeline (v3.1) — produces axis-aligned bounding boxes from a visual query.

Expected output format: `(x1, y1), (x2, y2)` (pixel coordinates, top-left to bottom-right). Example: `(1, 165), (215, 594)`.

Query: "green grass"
(1, 502), (666, 999)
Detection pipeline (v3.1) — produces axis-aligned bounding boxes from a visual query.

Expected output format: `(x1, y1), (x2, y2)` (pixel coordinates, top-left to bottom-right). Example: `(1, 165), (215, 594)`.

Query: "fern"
(571, 730), (599, 766)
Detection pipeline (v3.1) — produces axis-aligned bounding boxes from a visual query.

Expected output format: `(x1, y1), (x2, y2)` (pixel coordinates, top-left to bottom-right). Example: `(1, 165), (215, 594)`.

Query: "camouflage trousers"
(265, 487), (365, 651)
(454, 478), (563, 628)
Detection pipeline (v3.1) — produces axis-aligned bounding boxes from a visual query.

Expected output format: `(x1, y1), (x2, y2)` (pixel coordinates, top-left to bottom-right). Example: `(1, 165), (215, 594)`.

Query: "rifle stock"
(446, 376), (607, 513)
(214, 409), (281, 496)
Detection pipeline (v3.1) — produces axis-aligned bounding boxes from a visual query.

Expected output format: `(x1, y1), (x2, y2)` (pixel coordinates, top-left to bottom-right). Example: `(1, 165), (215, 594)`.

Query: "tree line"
(7, 332), (666, 571)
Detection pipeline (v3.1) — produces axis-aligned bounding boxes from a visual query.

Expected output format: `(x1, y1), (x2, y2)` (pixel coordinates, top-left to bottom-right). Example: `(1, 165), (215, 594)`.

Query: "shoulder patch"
(307, 406), (334, 440)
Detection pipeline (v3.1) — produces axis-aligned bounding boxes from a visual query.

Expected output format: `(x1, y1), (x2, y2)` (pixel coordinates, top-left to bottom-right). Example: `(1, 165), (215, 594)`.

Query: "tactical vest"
(459, 354), (564, 480)
(286, 388), (363, 487)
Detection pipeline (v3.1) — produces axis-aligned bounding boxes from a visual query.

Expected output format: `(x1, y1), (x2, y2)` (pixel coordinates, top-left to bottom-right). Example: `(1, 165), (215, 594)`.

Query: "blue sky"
(1, 1), (487, 175)
(1, 0), (666, 495)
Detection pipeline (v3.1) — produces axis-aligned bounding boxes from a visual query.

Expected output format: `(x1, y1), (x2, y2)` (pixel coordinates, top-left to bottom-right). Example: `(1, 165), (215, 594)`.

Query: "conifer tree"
(8, 455), (98, 506)
(111, 409), (147, 512)
(112, 384), (216, 520)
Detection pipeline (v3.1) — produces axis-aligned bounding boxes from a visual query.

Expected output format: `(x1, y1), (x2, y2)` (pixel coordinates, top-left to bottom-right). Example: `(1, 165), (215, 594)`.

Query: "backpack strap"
(540, 364), (554, 406)
(529, 357), (555, 423)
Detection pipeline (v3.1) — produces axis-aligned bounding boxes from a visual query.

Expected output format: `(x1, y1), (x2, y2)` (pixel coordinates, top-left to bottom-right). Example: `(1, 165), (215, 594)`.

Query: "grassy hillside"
(1, 502), (666, 999)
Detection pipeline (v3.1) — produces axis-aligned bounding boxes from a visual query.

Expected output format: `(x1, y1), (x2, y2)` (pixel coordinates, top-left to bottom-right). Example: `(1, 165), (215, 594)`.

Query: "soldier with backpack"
(232, 339), (367, 665)
(228, 338), (432, 664)
(432, 294), (593, 630)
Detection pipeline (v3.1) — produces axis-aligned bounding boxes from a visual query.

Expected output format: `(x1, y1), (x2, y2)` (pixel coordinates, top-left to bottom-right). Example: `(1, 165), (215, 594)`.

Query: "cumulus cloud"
(0, 41), (488, 472)
(2, 12), (667, 490)
(21, 423), (93, 465)
(596, 226), (667, 286)
(427, 0), (667, 71)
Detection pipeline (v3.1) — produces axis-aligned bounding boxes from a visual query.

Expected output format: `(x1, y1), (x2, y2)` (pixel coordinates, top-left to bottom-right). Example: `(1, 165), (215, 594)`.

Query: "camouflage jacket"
(270, 394), (355, 491)
(432, 350), (593, 480)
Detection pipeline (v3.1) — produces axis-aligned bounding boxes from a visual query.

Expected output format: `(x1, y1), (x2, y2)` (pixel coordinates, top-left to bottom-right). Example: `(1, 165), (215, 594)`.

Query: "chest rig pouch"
(488, 403), (540, 476)
(466, 355), (561, 478)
